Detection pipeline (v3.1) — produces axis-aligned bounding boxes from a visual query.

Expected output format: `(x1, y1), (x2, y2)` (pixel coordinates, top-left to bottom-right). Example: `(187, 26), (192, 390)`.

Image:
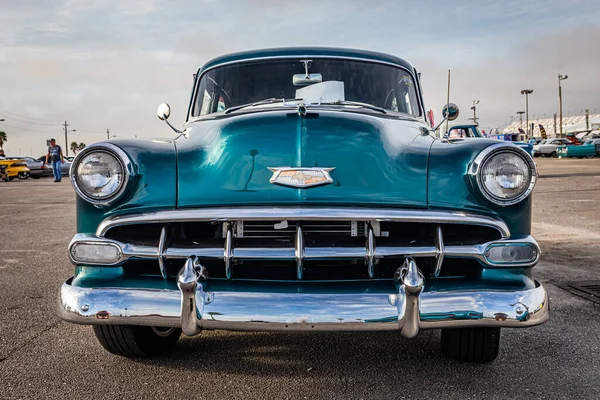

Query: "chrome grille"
(83, 207), (522, 282)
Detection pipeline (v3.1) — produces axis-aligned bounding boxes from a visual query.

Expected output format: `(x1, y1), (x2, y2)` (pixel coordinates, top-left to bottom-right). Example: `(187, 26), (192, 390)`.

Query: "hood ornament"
(268, 167), (335, 188)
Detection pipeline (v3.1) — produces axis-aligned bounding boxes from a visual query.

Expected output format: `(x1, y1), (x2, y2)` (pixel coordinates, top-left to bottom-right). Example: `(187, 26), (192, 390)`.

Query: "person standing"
(45, 138), (64, 182)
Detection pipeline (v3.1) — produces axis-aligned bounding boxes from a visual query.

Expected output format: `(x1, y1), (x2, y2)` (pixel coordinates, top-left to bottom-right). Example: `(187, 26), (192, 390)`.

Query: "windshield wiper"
(320, 100), (387, 114)
(224, 98), (303, 114)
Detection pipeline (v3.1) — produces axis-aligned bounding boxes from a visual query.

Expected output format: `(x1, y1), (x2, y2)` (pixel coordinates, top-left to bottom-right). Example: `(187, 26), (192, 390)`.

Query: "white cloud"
(0, 0), (599, 155)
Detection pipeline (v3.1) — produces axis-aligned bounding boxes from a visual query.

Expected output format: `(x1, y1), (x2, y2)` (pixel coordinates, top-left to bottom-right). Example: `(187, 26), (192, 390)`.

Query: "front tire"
(441, 327), (501, 362)
(93, 325), (182, 358)
(551, 151), (558, 158)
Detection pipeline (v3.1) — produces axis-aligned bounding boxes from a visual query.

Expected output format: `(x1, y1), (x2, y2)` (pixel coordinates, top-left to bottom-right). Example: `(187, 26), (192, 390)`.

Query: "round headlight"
(471, 144), (536, 206)
(71, 144), (129, 205)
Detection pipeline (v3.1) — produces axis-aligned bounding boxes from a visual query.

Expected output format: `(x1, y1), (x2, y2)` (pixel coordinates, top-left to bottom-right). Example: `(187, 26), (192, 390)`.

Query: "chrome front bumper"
(58, 257), (549, 337)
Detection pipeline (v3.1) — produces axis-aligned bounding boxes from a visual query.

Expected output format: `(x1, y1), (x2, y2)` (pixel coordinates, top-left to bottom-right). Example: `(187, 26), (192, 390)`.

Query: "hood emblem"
(268, 167), (335, 188)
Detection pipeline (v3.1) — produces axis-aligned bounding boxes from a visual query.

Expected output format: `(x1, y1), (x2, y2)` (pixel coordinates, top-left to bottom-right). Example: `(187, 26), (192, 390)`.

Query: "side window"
(448, 128), (467, 138)
(397, 75), (420, 116)
(200, 90), (213, 115)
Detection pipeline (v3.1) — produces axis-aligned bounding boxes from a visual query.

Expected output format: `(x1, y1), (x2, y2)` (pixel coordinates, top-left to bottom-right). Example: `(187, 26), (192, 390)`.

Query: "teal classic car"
(451, 126), (534, 156)
(557, 139), (600, 158)
(58, 48), (548, 363)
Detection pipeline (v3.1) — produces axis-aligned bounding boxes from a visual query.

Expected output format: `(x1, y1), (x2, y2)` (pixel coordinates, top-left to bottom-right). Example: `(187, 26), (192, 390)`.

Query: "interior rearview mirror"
(293, 73), (323, 86)
(157, 103), (171, 121)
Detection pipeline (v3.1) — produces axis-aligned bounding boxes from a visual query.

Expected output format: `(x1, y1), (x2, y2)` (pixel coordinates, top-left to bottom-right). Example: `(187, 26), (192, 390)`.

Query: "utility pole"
(106, 129), (110, 140)
(558, 74), (568, 138)
(64, 121), (69, 156)
(517, 111), (525, 130)
(521, 89), (533, 137)
(63, 120), (76, 156)
(553, 113), (557, 138)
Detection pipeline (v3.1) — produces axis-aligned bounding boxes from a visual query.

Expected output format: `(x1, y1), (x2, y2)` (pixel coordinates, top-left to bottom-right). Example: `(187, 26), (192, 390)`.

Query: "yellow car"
(0, 158), (30, 181)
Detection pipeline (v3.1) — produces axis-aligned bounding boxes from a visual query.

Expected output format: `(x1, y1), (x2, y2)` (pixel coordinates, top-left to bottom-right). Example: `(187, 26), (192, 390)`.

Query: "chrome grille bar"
(158, 225), (169, 279)
(433, 225), (444, 278)
(69, 233), (541, 269)
(96, 207), (510, 238)
(295, 225), (304, 280)
(224, 224), (233, 279)
(366, 224), (375, 278)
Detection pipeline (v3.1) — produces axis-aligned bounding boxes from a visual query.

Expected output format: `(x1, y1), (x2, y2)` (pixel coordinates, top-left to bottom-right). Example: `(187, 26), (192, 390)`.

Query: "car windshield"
(191, 58), (421, 117)
(538, 140), (547, 145)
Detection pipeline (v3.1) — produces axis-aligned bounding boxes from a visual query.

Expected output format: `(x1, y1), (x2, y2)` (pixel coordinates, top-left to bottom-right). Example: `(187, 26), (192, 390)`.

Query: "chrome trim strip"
(433, 225), (444, 277)
(158, 226), (168, 279)
(96, 207), (511, 238)
(224, 225), (233, 279)
(366, 224), (375, 278)
(57, 278), (549, 332)
(68, 234), (540, 268)
(295, 225), (304, 280)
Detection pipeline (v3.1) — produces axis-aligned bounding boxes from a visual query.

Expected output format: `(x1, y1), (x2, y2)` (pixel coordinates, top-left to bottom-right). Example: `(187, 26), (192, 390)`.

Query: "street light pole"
(517, 111), (525, 130)
(558, 74), (568, 138)
(471, 100), (480, 125)
(521, 89), (533, 138)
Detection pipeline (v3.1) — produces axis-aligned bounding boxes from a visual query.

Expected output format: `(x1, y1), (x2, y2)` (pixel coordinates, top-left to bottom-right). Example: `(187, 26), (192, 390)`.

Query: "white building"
(503, 114), (600, 138)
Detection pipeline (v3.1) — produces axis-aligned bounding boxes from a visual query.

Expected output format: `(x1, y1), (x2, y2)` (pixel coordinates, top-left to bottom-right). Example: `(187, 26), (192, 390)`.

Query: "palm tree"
(0, 131), (7, 150)
(70, 141), (79, 155)
(78, 142), (86, 151)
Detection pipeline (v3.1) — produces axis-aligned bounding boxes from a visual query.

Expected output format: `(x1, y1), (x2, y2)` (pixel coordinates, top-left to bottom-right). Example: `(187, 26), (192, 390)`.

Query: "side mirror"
(157, 103), (171, 121)
(156, 103), (183, 135)
(442, 103), (459, 121)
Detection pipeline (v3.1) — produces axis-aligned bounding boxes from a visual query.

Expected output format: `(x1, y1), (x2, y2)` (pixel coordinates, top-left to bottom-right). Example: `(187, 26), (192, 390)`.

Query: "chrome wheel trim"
(151, 326), (177, 337)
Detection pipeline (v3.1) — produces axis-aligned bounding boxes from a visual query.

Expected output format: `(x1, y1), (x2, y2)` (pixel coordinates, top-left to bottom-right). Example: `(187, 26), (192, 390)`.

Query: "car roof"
(199, 47), (415, 74)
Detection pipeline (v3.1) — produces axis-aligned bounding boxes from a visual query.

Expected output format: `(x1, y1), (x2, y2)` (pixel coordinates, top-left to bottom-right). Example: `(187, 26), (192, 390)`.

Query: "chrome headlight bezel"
(469, 143), (537, 206)
(70, 143), (132, 206)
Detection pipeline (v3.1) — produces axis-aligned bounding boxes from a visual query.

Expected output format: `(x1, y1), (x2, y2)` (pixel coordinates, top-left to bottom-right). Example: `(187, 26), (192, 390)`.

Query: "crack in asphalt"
(0, 321), (62, 363)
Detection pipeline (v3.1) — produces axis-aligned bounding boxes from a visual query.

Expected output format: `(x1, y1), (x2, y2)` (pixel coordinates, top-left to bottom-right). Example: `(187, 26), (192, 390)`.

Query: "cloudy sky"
(1, 0), (599, 156)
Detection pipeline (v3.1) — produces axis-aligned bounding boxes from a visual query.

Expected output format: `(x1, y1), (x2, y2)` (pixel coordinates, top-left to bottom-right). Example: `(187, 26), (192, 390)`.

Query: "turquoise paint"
(75, 138), (178, 234)
(177, 110), (432, 208)
(428, 138), (532, 237)
(557, 143), (599, 157)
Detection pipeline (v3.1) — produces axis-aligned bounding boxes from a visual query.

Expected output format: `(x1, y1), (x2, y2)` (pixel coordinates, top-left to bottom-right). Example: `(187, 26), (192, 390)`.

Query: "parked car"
(557, 139), (600, 158)
(447, 125), (533, 155)
(19, 157), (53, 179)
(37, 156), (72, 177)
(58, 48), (548, 363)
(532, 138), (573, 157)
(61, 159), (72, 176)
(0, 158), (30, 180)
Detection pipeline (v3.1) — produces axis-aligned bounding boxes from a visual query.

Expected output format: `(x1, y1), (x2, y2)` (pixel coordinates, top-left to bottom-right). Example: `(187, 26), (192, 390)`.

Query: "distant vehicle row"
(0, 155), (73, 181)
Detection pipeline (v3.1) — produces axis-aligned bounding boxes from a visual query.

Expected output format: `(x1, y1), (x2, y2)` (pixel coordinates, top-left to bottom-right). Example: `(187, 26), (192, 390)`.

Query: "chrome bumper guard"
(58, 257), (549, 337)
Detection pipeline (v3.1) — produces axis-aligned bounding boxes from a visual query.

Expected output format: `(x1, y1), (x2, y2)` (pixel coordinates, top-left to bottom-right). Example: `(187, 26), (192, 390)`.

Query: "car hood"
(176, 110), (433, 208)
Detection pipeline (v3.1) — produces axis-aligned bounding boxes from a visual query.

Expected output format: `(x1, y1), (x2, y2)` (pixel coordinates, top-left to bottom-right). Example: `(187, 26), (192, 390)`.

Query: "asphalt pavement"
(1, 158), (599, 399)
